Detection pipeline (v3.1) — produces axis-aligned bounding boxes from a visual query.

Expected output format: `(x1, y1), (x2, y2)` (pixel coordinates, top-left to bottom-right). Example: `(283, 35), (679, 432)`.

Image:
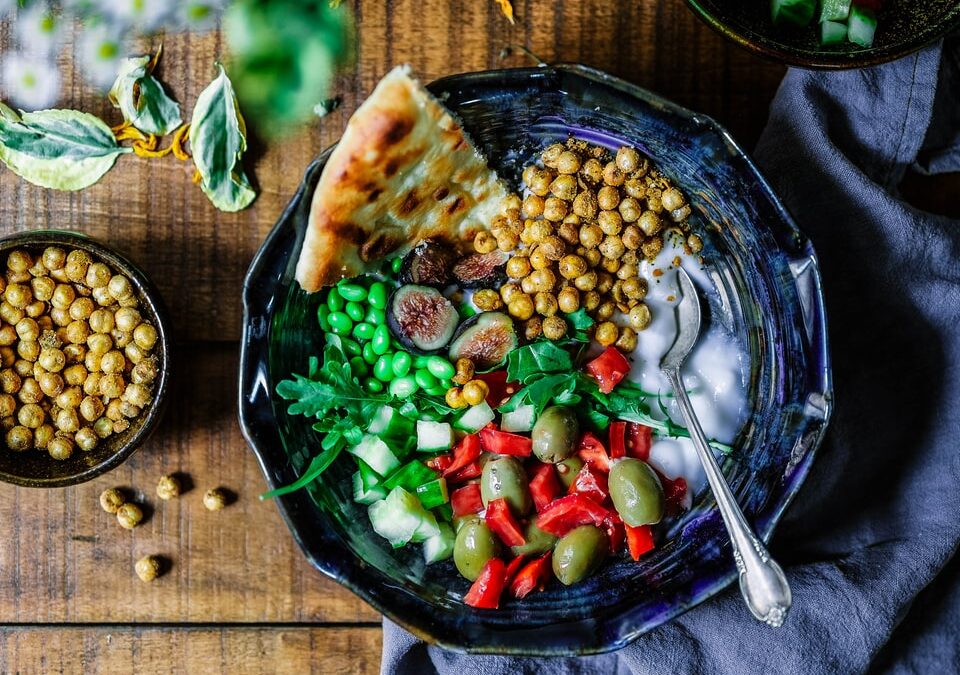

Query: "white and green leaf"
(190, 65), (257, 212)
(108, 54), (182, 136)
(0, 103), (131, 191)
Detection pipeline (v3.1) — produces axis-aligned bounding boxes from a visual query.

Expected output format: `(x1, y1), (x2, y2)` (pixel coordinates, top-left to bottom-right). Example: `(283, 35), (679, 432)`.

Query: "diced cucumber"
(820, 19), (848, 45)
(771, 0), (816, 26)
(417, 420), (454, 453)
(416, 478), (449, 510)
(368, 404), (414, 438)
(819, 0), (851, 22)
(453, 401), (495, 433)
(423, 522), (455, 564)
(347, 433), (400, 477)
(352, 471), (387, 504)
(368, 487), (439, 548)
(501, 404), (536, 433)
(398, 401), (419, 420)
(848, 6), (877, 47)
(433, 502), (454, 523)
(383, 460), (436, 491)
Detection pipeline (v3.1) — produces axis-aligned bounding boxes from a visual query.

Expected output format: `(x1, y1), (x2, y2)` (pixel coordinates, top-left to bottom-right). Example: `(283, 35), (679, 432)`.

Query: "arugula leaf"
(564, 308), (594, 343)
(109, 52), (182, 136)
(190, 64), (256, 212)
(500, 372), (578, 414)
(259, 439), (345, 500)
(276, 375), (341, 418)
(0, 103), (131, 190)
(506, 341), (573, 384)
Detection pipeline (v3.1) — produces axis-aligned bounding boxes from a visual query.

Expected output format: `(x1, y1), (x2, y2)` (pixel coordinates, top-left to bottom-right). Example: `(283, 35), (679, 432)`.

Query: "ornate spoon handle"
(664, 368), (792, 627)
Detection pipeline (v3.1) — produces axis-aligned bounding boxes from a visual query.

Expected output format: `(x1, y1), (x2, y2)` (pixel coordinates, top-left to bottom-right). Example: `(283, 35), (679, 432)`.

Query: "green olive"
(556, 455), (585, 490)
(552, 525), (609, 586)
(454, 517), (499, 581)
(531, 405), (579, 463)
(480, 455), (532, 516)
(510, 518), (558, 557)
(608, 458), (665, 526)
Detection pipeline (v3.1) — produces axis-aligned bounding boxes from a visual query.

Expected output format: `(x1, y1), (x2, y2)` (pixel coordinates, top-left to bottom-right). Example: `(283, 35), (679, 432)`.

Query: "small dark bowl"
(0, 230), (171, 488)
(240, 65), (833, 654)
(685, 0), (960, 68)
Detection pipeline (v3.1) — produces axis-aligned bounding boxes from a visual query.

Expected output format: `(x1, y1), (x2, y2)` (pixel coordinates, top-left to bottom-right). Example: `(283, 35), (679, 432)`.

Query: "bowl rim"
(684, 0), (960, 69)
(0, 229), (172, 488)
(239, 63), (834, 654)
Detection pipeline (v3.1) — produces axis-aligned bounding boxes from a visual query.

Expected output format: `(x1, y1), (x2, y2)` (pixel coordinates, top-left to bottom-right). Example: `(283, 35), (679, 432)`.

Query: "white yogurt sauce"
(621, 239), (750, 506)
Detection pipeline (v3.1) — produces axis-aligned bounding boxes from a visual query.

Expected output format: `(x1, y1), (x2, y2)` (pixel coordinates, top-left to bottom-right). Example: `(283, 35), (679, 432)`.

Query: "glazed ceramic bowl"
(686, 0), (960, 68)
(0, 230), (171, 488)
(239, 64), (833, 654)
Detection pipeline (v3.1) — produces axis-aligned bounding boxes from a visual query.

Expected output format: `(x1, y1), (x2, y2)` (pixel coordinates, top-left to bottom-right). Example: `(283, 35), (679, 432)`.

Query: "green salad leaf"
(0, 103), (131, 190)
(190, 65), (256, 212)
(109, 52), (183, 136)
(506, 341), (573, 384)
(564, 308), (595, 342)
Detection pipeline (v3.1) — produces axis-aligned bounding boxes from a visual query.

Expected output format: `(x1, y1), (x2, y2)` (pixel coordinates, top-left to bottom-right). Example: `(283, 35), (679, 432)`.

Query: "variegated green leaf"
(108, 54), (182, 136)
(190, 65), (256, 212)
(0, 103), (131, 191)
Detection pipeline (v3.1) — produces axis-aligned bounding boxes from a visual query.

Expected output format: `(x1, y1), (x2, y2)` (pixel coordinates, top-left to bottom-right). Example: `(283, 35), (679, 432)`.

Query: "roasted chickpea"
(18, 378), (42, 404)
(523, 316), (543, 340)
(616, 326), (638, 352)
(637, 211), (662, 237)
(66, 298), (93, 322)
(529, 220), (553, 244)
(641, 237), (663, 260)
(34, 423), (54, 450)
(50, 306), (70, 327)
(63, 320), (89, 345)
(616, 263), (639, 281)
(99, 374), (125, 399)
(461, 380), (489, 406)
(16, 402), (44, 429)
(618, 196), (643, 223)
(55, 386), (82, 410)
(54, 407), (80, 433)
(6, 425), (32, 451)
(598, 210), (623, 236)
(0, 325), (15, 347)
(622, 225), (643, 250)
(596, 272), (615, 294)
(51, 284), (75, 310)
(36, 315), (53, 333)
(0, 347), (12, 368)
(473, 231), (497, 254)
(542, 197), (568, 222)
(13, 359), (32, 377)
(578, 158), (603, 188)
(573, 271), (598, 292)
(624, 176), (647, 200)
(539, 236), (566, 261)
(0, 302), (24, 325)
(558, 255), (588, 280)
(63, 343), (85, 365)
(6, 250), (32, 273)
(133, 323), (157, 351)
(452, 358), (475, 386)
(615, 147), (639, 173)
(99, 350), (124, 375)
(41, 247), (66, 273)
(595, 321), (619, 346)
(93, 416), (113, 438)
(541, 143), (565, 167)
(83, 373), (102, 396)
(597, 185), (620, 211)
(577, 224), (602, 249)
(25, 301), (45, 318)
(0, 393), (15, 418)
(38, 347), (65, 373)
(84, 262), (111, 289)
(549, 174), (578, 201)
(119, 401), (141, 418)
(555, 150), (581, 175)
(499, 282), (522, 304)
(65, 250), (91, 284)
(542, 316), (567, 340)
(571, 190), (598, 220)
(496, 229), (520, 252)
(534, 292), (559, 317)
(203, 488), (228, 512)
(506, 256), (532, 279)
(529, 268), (556, 293)
(646, 192), (663, 214)
(87, 332), (112, 355)
(4, 283), (31, 309)
(670, 204), (693, 223)
(0, 368), (21, 394)
(522, 194), (545, 219)
(74, 426), (98, 452)
(661, 187), (685, 212)
(116, 502), (143, 528)
(47, 435), (73, 460)
(611, 279), (626, 303)
(507, 295), (535, 321)
(687, 234), (704, 254)
(628, 303), (653, 331)
(107, 274), (133, 301)
(622, 277), (648, 301)
(595, 300), (616, 321)
(584, 248), (602, 267)
(602, 162), (625, 187)
(528, 168), (555, 196)
(557, 287), (580, 313)
(528, 247), (550, 271)
(557, 220), (580, 245)
(445, 387), (467, 409)
(522, 164), (538, 187)
(473, 289), (502, 311)
(599, 236), (626, 260)
(84, 350), (102, 373)
(92, 286), (113, 306)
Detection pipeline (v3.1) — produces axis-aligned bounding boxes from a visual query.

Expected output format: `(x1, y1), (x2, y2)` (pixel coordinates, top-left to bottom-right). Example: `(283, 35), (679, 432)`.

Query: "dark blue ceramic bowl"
(239, 64), (833, 655)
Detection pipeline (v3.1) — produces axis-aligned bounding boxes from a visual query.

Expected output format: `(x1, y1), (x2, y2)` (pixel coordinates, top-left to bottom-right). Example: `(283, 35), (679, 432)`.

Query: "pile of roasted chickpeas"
(471, 139), (701, 349)
(0, 247), (159, 460)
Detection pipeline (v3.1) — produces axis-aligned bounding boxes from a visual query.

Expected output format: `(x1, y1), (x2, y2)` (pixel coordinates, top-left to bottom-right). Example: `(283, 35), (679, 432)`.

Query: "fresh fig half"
(447, 312), (518, 370)
(451, 251), (508, 289)
(398, 239), (456, 287)
(387, 285), (460, 354)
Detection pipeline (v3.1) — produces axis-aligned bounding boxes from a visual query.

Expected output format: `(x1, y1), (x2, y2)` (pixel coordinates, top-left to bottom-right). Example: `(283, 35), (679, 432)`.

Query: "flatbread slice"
(295, 65), (508, 292)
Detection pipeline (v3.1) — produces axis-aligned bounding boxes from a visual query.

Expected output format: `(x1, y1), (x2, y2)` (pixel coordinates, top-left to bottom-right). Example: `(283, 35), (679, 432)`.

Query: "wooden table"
(0, 1), (792, 672)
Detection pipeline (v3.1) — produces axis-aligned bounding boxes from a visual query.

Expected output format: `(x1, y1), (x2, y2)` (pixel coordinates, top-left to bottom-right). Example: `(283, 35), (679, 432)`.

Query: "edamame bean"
(368, 282), (388, 309)
(327, 311), (353, 335)
(391, 257), (403, 274)
(337, 283), (367, 303)
(362, 342), (379, 365)
(316, 305), (331, 331)
(345, 301), (365, 322)
(352, 322), (376, 341)
(372, 325), (391, 355)
(340, 337), (362, 357)
(426, 356), (456, 380)
(364, 377), (384, 394)
(413, 355), (431, 370)
(389, 375), (419, 398)
(414, 369), (438, 389)
(373, 354), (395, 382)
(365, 308), (386, 325)
(392, 351), (412, 378)
(349, 356), (369, 378)
(425, 385), (447, 397)
(327, 289), (345, 312)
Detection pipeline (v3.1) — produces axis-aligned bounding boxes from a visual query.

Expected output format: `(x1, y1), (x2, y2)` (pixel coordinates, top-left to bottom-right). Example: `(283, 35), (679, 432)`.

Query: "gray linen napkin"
(381, 36), (960, 674)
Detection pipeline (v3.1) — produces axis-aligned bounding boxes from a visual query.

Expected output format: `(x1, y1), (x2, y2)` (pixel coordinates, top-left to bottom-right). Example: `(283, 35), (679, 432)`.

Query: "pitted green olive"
(608, 458), (665, 526)
(556, 455), (585, 490)
(552, 525), (609, 586)
(510, 518), (558, 557)
(481, 455), (532, 516)
(531, 405), (579, 463)
(453, 517), (499, 581)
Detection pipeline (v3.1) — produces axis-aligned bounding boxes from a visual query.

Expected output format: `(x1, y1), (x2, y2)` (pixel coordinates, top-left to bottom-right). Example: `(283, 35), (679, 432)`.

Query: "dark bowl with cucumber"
(685, 0), (960, 68)
(239, 64), (833, 654)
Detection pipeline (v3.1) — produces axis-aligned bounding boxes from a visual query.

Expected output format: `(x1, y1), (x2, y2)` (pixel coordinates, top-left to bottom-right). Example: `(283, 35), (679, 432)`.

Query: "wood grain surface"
(0, 0), (789, 672)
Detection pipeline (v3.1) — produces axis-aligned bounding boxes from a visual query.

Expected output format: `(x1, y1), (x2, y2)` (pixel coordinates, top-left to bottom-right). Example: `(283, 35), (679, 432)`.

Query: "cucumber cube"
(347, 433), (400, 477)
(416, 420), (454, 453)
(453, 401), (495, 433)
(848, 6), (878, 47)
(820, 20), (848, 45)
(423, 523), (455, 564)
(771, 0), (816, 26)
(501, 404), (536, 433)
(819, 0), (851, 22)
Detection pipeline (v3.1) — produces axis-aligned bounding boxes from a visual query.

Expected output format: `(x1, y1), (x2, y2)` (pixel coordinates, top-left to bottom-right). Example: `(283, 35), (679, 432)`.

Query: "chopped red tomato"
(442, 433), (481, 479)
(568, 462), (609, 504)
(451, 483), (483, 517)
(474, 370), (518, 408)
(608, 421), (627, 459)
(603, 513), (625, 553)
(536, 494), (610, 537)
(577, 432), (611, 472)
(529, 463), (560, 511)
(585, 346), (631, 394)
(464, 558), (507, 609)
(426, 454), (453, 472)
(479, 427), (532, 457)
(485, 498), (526, 547)
(625, 524), (655, 560)
(626, 423), (653, 460)
(505, 554), (527, 584)
(509, 552), (553, 599)
(446, 460), (482, 483)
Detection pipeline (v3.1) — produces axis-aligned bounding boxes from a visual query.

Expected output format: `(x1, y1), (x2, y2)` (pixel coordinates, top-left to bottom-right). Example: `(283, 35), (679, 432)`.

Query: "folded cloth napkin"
(381, 36), (960, 674)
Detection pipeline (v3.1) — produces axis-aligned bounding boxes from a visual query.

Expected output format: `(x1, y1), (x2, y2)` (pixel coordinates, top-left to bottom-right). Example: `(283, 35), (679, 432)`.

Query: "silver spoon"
(660, 268), (792, 627)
